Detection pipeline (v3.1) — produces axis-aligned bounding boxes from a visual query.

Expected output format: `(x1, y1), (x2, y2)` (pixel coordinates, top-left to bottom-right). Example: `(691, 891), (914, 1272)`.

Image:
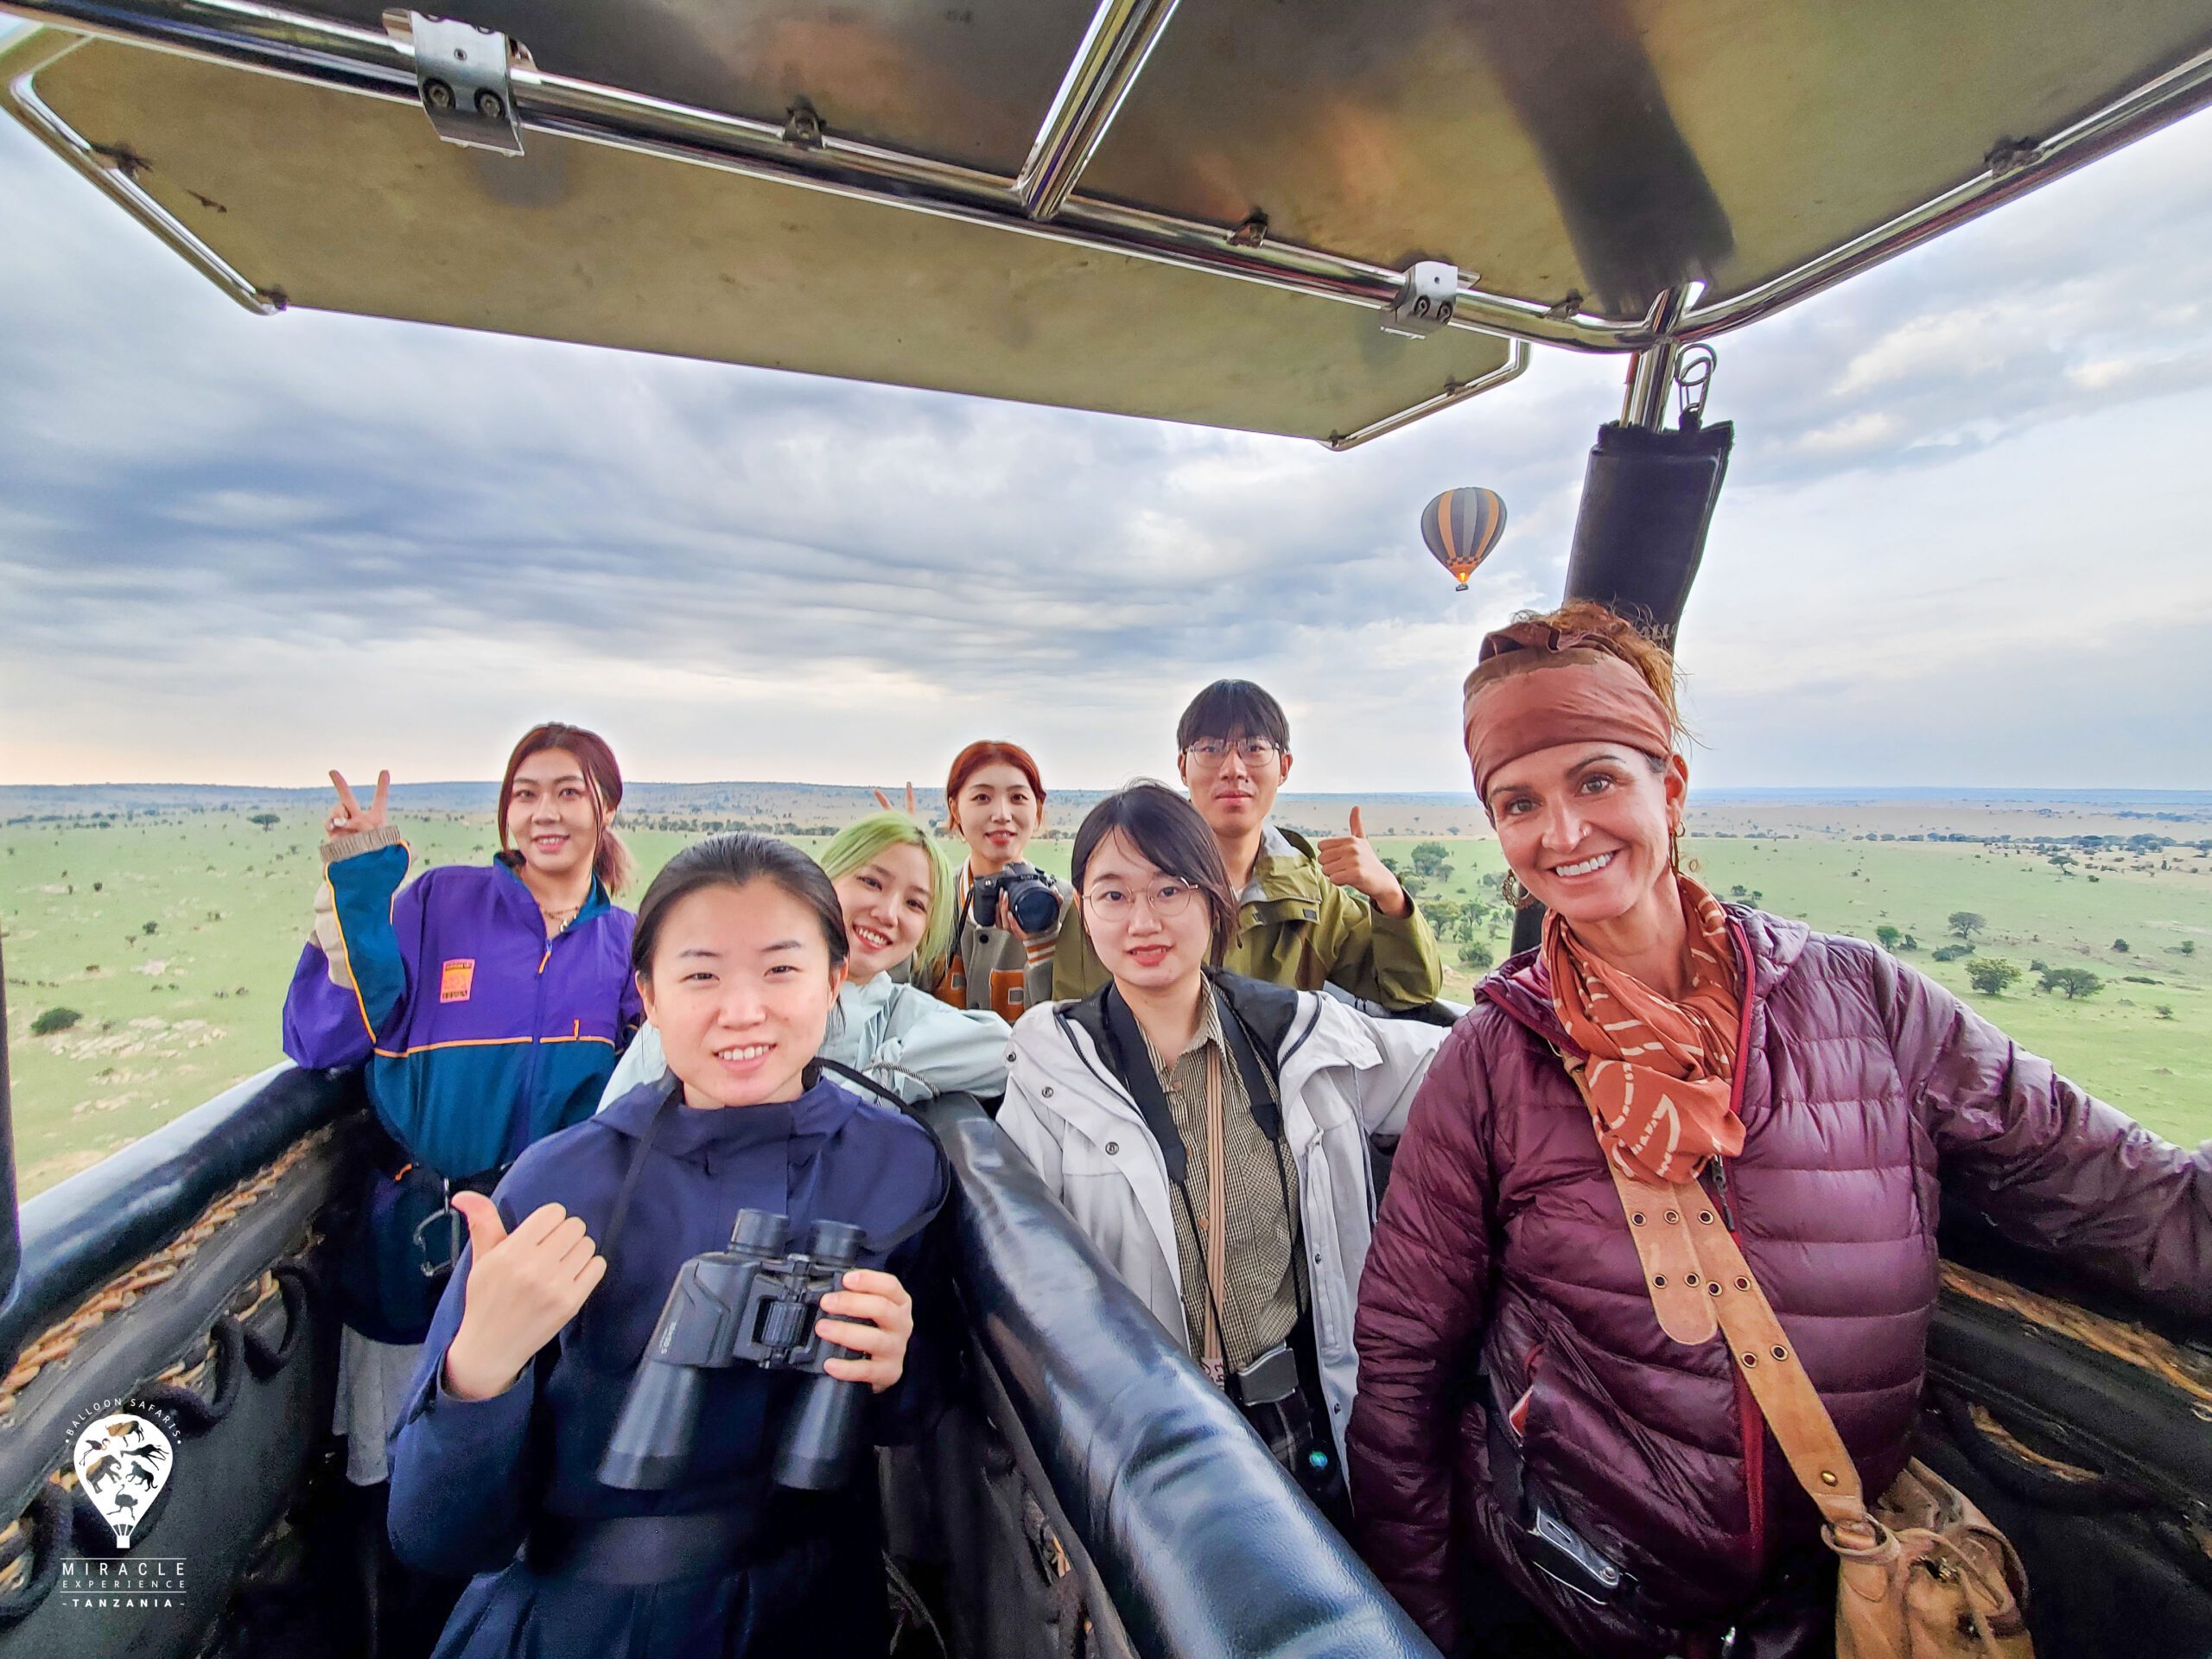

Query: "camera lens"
(1008, 880), (1062, 935)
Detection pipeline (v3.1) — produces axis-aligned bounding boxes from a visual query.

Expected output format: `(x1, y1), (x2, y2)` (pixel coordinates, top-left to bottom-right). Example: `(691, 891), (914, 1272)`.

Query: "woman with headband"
(1347, 601), (2212, 1658)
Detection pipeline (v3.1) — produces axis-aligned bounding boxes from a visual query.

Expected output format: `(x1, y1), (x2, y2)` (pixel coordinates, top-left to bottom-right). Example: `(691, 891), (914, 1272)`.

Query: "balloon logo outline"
(73, 1410), (175, 1548)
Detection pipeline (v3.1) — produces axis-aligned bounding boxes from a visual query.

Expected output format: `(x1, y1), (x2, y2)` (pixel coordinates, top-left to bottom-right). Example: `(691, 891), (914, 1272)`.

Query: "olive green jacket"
(1051, 825), (1445, 1008)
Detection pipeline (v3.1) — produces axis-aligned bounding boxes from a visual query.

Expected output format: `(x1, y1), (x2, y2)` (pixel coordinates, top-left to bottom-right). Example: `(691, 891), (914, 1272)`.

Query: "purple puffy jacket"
(1348, 906), (2212, 1657)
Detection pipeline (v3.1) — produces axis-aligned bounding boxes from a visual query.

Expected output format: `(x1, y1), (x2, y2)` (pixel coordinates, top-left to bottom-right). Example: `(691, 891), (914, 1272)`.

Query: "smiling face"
(1080, 829), (1213, 996)
(831, 839), (936, 982)
(1177, 732), (1292, 842)
(638, 879), (845, 1109)
(504, 747), (601, 884)
(950, 760), (1042, 874)
(1485, 741), (1688, 931)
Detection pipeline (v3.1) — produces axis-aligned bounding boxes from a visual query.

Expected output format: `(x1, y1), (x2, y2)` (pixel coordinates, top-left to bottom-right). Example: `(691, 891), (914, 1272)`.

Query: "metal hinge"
(389, 10), (526, 155)
(1380, 260), (1459, 339)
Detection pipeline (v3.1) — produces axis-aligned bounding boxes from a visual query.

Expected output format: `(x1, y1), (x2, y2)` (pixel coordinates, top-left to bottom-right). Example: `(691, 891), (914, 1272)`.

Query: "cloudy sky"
(5, 33), (2211, 797)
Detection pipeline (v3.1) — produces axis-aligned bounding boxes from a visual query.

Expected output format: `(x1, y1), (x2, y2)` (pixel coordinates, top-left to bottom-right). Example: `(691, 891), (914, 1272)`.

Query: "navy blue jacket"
(386, 1072), (949, 1659)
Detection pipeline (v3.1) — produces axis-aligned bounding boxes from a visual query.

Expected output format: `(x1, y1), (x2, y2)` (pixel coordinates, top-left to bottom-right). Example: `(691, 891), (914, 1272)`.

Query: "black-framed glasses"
(1184, 737), (1281, 768)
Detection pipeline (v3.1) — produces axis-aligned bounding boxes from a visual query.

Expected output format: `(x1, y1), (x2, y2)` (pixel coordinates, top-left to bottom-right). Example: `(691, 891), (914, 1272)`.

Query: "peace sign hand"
(327, 769), (391, 839)
(871, 783), (921, 818)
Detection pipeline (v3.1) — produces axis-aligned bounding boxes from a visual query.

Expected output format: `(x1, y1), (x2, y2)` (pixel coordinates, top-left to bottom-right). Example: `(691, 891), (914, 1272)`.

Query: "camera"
(598, 1210), (871, 1492)
(968, 862), (1062, 934)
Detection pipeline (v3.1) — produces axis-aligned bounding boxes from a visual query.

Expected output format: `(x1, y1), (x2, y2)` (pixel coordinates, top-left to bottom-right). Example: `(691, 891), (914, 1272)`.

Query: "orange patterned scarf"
(1542, 874), (1745, 1184)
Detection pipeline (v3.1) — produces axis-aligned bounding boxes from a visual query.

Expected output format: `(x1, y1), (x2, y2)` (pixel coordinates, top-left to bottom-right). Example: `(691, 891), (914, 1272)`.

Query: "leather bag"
(1568, 1059), (2034, 1656)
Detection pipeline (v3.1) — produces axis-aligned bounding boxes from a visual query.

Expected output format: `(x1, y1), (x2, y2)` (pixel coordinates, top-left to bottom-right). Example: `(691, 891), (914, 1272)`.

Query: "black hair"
(1070, 782), (1239, 967)
(1175, 679), (1290, 753)
(631, 833), (849, 981)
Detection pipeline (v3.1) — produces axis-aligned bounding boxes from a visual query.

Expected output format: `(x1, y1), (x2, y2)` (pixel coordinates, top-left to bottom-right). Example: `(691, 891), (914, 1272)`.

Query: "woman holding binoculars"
(386, 834), (949, 1659)
(926, 740), (1074, 1022)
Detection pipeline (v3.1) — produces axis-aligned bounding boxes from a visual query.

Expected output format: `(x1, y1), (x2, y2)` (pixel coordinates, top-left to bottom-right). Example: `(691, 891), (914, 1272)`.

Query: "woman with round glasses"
(998, 782), (1447, 1522)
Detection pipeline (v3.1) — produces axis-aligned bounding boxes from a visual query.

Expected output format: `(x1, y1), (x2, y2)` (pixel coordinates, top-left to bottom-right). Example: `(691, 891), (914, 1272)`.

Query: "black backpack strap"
(601, 1078), (680, 1266)
(816, 1058), (915, 1116)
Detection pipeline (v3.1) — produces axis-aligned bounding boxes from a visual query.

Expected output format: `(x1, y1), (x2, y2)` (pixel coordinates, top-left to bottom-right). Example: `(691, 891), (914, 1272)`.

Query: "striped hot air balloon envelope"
(1419, 487), (1509, 591)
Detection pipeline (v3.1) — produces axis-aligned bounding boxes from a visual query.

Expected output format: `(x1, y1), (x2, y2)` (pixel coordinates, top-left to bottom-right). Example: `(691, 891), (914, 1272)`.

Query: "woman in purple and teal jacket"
(283, 721), (642, 1520)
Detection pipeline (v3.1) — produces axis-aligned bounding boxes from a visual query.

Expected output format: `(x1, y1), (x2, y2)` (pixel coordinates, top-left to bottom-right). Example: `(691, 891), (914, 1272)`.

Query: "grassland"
(4, 804), (2207, 1198)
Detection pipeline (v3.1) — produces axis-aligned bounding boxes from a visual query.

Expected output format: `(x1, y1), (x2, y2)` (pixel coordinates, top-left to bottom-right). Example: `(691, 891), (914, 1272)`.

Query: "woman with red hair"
(928, 740), (1073, 1022)
(1348, 604), (2212, 1657)
(283, 722), (643, 1594)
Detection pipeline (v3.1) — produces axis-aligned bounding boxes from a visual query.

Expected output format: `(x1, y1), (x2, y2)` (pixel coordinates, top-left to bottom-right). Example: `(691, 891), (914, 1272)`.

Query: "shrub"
(1875, 925), (1901, 951)
(1965, 959), (2021, 997)
(1458, 941), (1495, 972)
(31, 1007), (81, 1036)
(142, 920), (158, 936)
(2157, 1005), (2177, 1020)
(2112, 938), (2129, 953)
(1930, 944), (1971, 963)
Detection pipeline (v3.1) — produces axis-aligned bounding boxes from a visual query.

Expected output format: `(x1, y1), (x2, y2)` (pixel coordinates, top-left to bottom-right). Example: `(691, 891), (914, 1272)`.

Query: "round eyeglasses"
(1084, 880), (1201, 918)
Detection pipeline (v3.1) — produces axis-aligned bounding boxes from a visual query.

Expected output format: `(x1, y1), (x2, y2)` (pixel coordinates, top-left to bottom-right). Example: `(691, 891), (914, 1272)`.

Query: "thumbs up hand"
(1318, 806), (1412, 918)
(441, 1195), (607, 1401)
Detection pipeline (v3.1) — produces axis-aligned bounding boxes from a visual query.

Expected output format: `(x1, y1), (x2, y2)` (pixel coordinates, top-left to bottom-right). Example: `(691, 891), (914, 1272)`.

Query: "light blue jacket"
(599, 972), (1008, 1109)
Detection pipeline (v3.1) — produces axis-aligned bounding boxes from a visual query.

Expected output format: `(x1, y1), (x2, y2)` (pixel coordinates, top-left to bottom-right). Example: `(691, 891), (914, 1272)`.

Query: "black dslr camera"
(598, 1210), (870, 1492)
(967, 862), (1062, 934)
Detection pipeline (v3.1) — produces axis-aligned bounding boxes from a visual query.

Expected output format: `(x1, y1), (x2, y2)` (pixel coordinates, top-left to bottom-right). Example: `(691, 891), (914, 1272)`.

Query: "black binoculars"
(968, 861), (1062, 934)
(597, 1210), (870, 1493)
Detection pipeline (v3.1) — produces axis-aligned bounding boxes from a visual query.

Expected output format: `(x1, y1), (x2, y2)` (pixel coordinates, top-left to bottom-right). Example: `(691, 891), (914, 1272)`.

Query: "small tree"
(31, 1007), (81, 1037)
(2183, 940), (2199, 957)
(2156, 1004), (2176, 1020)
(2112, 938), (2130, 954)
(1875, 925), (1902, 951)
(1458, 940), (1494, 973)
(1410, 841), (1452, 878)
(1948, 912), (1985, 942)
(1965, 958), (2020, 997)
(2041, 967), (2103, 1000)
(1899, 933), (1920, 951)
(250, 812), (280, 830)
(142, 920), (158, 937)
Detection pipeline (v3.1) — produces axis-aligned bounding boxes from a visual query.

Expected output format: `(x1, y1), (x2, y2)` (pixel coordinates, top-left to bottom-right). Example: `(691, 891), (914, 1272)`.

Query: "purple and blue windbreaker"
(283, 827), (642, 1179)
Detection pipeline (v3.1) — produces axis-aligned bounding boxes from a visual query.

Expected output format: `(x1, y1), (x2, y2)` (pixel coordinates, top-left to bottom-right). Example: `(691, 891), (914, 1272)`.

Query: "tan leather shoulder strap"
(1607, 1166), (1719, 1344)
(1565, 1052), (1875, 1541)
(1680, 1207), (1872, 1537)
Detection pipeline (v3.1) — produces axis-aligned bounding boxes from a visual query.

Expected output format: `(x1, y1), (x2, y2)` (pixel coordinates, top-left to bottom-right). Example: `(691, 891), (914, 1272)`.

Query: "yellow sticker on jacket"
(440, 959), (475, 1003)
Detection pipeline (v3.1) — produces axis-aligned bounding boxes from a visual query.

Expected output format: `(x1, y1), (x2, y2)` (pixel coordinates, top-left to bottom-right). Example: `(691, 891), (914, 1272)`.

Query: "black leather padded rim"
(0, 1065), (353, 1373)
(918, 1093), (1440, 1659)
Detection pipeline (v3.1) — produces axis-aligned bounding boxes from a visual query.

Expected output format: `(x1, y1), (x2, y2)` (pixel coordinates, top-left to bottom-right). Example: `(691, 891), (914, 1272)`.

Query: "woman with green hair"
(600, 812), (1008, 1106)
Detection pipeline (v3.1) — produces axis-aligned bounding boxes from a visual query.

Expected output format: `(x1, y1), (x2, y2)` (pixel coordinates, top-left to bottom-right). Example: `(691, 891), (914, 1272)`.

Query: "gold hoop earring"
(1500, 869), (1540, 912)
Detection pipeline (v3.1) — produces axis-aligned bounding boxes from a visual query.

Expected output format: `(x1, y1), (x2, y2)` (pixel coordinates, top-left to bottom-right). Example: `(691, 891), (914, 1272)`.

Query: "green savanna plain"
(4, 808), (2208, 1199)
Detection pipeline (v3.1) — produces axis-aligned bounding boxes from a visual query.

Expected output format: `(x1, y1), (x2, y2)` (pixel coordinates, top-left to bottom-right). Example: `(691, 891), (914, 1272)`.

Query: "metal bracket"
(1672, 342), (1717, 428)
(395, 11), (524, 156)
(1380, 260), (1459, 340)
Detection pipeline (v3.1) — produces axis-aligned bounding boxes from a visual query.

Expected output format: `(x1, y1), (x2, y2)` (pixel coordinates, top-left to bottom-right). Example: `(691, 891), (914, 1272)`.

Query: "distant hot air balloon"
(1419, 486), (1508, 591)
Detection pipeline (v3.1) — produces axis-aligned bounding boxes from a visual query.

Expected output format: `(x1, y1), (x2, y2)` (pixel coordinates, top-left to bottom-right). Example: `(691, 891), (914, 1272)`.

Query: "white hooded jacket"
(995, 975), (1447, 1464)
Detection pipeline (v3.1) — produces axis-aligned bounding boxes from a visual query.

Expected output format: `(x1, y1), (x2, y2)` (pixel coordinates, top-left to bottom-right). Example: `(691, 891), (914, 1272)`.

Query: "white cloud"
(3, 86), (2212, 791)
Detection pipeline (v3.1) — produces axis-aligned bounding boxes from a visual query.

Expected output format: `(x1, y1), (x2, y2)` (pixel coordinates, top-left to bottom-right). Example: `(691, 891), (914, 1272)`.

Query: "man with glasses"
(1052, 680), (1444, 1007)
